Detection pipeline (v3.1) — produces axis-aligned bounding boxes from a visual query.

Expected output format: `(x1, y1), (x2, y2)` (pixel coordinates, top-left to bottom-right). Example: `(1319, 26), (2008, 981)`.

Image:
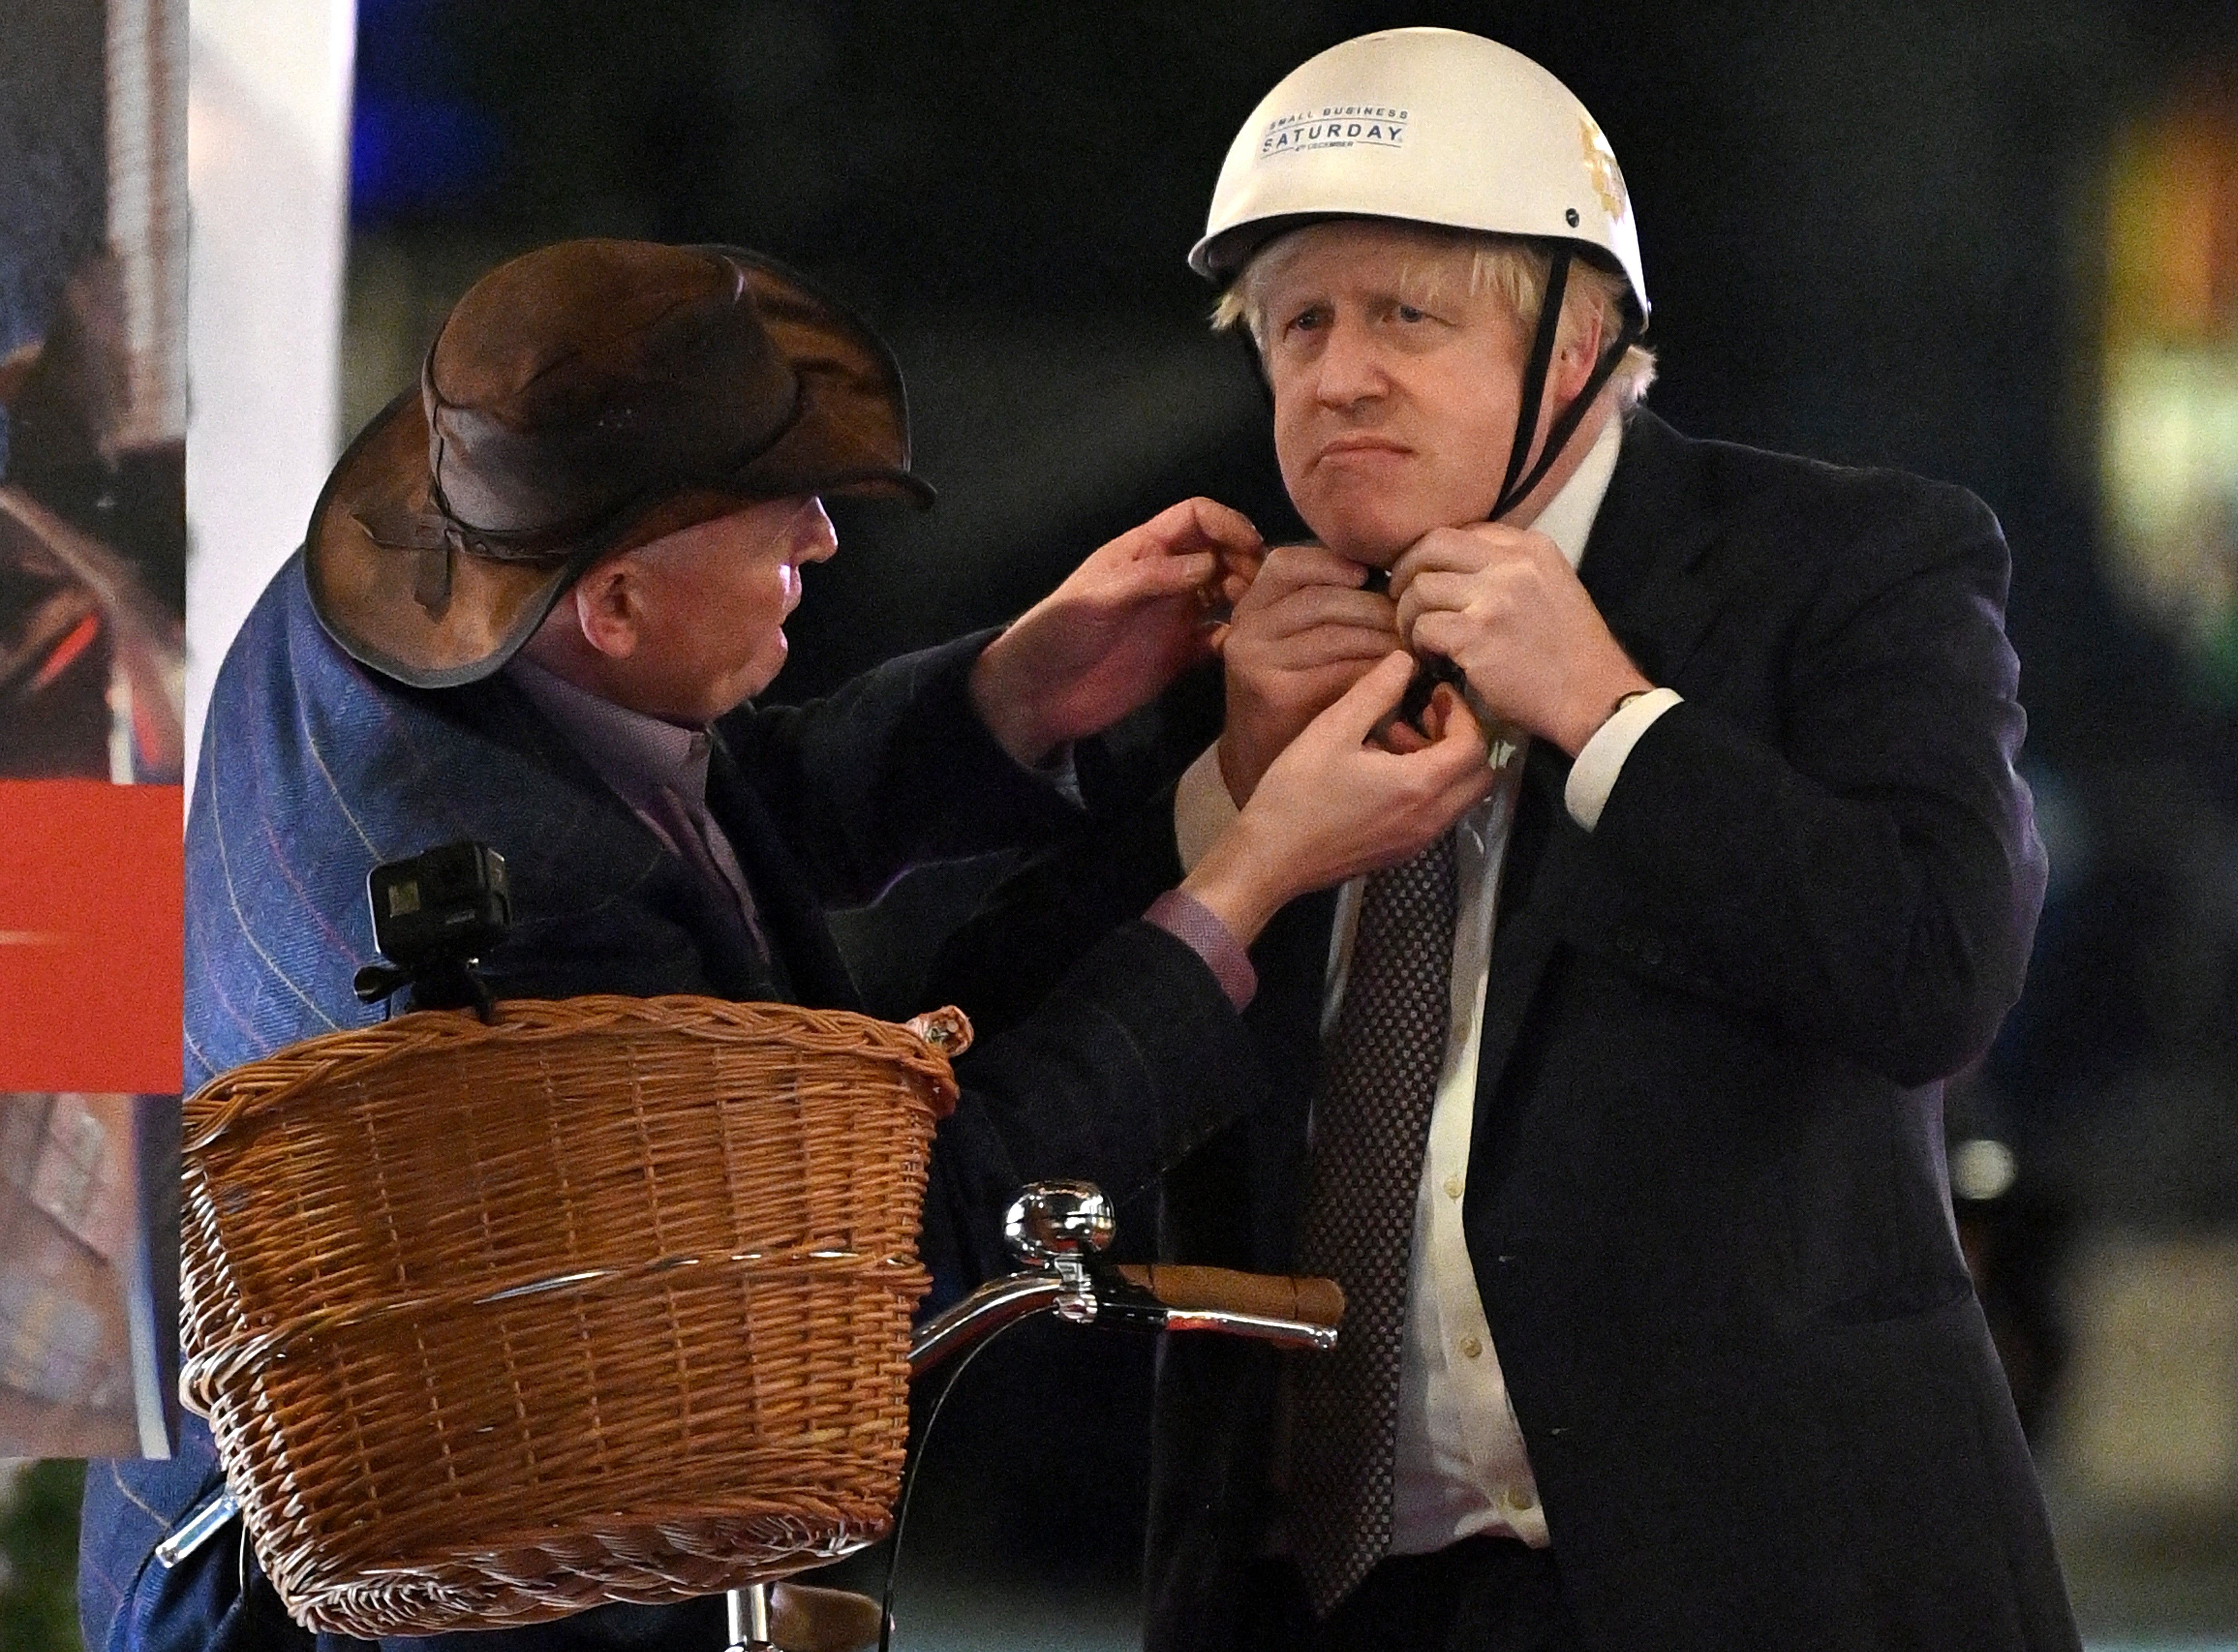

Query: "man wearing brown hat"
(82, 241), (1492, 1652)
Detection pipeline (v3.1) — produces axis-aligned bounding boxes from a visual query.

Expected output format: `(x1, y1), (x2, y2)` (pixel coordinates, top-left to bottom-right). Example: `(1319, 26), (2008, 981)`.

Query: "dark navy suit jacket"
(81, 551), (1264, 1652)
(937, 410), (2078, 1652)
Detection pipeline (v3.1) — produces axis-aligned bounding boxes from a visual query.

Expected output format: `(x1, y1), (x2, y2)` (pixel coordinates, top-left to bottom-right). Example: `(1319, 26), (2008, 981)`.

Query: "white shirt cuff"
(1174, 742), (1240, 873)
(1564, 688), (1683, 831)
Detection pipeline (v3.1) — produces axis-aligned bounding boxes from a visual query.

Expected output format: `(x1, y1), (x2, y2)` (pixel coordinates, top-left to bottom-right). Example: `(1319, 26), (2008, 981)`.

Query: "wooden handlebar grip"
(1114, 1264), (1345, 1329)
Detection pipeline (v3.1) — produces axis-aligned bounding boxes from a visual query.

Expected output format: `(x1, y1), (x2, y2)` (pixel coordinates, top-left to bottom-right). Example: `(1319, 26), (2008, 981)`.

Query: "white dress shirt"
(1173, 415), (1682, 1554)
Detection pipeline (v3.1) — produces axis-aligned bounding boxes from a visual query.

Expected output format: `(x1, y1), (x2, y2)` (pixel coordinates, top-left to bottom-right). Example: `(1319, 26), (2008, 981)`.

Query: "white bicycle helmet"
(1195, 28), (1650, 517)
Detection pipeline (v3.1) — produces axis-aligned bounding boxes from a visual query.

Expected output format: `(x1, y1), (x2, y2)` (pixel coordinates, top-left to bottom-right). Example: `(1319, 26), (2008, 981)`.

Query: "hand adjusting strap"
(1395, 248), (1645, 722)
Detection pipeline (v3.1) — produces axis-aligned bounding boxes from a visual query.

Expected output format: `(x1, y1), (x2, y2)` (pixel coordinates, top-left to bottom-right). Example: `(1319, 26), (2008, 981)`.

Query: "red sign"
(0, 781), (183, 1093)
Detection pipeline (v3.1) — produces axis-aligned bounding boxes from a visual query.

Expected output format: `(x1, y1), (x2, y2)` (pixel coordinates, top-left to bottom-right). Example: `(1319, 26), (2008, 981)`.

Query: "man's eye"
(1283, 306), (1326, 335)
(1395, 304), (1428, 323)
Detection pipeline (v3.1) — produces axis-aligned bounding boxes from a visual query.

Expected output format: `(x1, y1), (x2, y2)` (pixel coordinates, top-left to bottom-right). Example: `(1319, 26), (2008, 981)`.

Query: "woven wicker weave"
(178, 994), (969, 1638)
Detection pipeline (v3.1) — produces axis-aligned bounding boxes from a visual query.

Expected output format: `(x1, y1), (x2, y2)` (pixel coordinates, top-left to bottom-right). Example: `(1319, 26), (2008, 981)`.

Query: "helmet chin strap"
(1492, 246), (1574, 520)
(1488, 246), (1646, 523)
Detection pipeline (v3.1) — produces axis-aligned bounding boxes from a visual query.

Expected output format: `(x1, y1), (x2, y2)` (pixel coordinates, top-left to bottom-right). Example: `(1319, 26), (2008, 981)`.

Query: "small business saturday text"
(1260, 107), (1410, 157)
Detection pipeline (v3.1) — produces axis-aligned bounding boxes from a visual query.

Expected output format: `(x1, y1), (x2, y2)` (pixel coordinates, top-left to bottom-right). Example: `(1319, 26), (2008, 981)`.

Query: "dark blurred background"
(336, 1), (2238, 1647)
(18, 1), (2238, 1648)
(0, 0), (105, 463)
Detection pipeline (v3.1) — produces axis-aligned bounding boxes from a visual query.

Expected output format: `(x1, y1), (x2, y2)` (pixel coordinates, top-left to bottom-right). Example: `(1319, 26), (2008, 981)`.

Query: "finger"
(1376, 717), (1431, 755)
(1254, 622), (1408, 672)
(1388, 524), (1530, 597)
(1366, 736), (1494, 867)
(1262, 586), (1400, 641)
(1390, 551), (1498, 612)
(1408, 609), (1475, 669)
(1431, 683), (1478, 739)
(1421, 712), (1492, 785)
(1393, 569), (1485, 639)
(1318, 651), (1418, 745)
(1388, 532), (1480, 596)
(1135, 496), (1264, 558)
(1400, 738), (1496, 825)
(1124, 550), (1221, 597)
(1390, 683), (1487, 770)
(1428, 690), (1489, 756)
(1274, 654), (1392, 701)
(1403, 520), (1535, 567)
(1218, 543), (1267, 581)
(1187, 497), (1266, 554)
(1245, 543), (1376, 606)
(1423, 683), (1475, 743)
(1406, 752), (1496, 834)
(1415, 684), (1449, 742)
(1197, 569), (1254, 626)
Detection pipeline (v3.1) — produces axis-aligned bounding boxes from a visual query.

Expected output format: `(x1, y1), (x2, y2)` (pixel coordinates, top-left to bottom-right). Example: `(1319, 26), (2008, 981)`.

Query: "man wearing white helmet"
(1119, 25), (2065, 1652)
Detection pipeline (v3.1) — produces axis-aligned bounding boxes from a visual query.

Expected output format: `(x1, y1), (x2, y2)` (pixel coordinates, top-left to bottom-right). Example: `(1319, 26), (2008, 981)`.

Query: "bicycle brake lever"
(1078, 1259), (1174, 1335)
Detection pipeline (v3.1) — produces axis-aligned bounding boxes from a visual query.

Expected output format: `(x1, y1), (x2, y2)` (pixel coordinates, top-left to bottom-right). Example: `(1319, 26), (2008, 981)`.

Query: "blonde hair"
(1212, 224), (1656, 409)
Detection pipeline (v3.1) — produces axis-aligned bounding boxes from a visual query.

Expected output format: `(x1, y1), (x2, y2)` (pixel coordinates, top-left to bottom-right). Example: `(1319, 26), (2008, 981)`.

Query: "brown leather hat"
(304, 239), (933, 688)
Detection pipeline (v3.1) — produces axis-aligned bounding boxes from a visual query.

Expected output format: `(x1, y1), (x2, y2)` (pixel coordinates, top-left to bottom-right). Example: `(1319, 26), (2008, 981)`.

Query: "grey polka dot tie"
(1286, 828), (1461, 1617)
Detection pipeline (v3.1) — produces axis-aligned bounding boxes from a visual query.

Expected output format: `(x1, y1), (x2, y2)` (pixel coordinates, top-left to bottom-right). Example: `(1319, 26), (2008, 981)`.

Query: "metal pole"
(722, 1583), (774, 1652)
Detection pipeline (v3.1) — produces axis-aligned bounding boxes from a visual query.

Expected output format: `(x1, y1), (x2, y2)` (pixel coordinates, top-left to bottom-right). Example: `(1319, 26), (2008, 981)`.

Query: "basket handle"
(1112, 1264), (1344, 1330)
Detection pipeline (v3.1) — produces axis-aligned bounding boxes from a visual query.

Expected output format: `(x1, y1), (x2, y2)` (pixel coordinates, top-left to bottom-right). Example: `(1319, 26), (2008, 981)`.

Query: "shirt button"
(1443, 1173), (1464, 1200)
(1459, 1334), (1482, 1359)
(1504, 1484), (1538, 1512)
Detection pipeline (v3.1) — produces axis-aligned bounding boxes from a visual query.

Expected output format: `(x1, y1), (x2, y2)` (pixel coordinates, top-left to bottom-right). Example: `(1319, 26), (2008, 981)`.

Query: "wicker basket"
(178, 994), (969, 1638)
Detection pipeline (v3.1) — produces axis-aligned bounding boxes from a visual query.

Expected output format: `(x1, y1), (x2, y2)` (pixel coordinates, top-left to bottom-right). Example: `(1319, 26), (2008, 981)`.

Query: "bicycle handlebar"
(906, 1259), (1343, 1377)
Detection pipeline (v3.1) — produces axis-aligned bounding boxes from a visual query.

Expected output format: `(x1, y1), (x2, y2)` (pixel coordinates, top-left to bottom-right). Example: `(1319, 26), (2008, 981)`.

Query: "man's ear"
(1552, 303), (1608, 404)
(571, 555), (644, 660)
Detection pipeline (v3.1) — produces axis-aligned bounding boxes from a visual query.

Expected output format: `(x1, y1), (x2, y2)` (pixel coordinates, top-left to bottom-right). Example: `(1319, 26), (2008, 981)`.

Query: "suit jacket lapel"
(705, 738), (861, 1009)
(1575, 408), (1727, 682)
(1469, 411), (1725, 1127)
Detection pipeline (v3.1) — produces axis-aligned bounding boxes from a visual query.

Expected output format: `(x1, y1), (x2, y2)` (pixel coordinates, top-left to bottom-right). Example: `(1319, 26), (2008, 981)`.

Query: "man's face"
(620, 494), (837, 722)
(1256, 221), (1531, 568)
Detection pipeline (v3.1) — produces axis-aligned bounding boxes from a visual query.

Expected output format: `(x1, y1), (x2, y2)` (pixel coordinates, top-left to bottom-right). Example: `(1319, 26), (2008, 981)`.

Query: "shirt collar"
(505, 652), (713, 810)
(1523, 410), (1624, 573)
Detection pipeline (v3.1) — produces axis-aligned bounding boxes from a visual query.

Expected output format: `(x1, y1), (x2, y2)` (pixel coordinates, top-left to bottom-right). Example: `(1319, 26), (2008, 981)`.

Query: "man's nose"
(796, 497), (839, 563)
(1312, 315), (1386, 409)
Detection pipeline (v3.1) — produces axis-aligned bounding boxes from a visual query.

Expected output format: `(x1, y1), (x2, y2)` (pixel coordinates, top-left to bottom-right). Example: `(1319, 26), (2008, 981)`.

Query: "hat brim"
(305, 247), (933, 691)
